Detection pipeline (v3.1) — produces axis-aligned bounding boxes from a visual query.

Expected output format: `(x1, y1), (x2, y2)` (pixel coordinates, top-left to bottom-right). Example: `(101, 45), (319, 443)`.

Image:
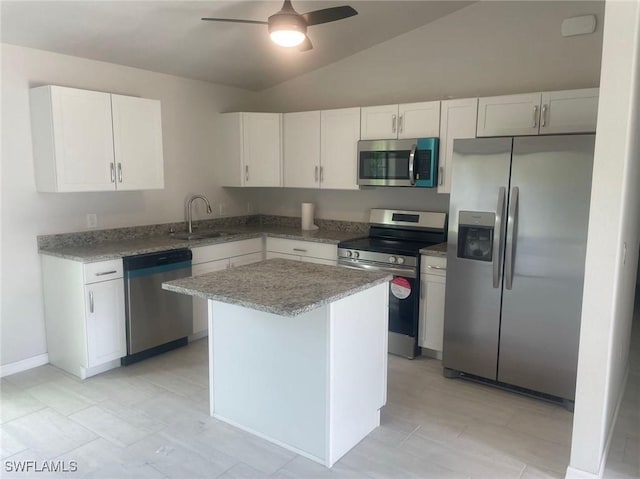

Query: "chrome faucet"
(186, 194), (212, 233)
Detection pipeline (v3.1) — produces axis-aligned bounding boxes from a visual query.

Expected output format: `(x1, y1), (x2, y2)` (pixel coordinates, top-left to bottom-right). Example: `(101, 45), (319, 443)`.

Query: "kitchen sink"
(170, 231), (232, 240)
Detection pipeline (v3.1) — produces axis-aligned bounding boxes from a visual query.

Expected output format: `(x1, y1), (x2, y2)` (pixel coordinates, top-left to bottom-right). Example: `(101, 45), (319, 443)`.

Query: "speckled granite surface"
(162, 258), (391, 317)
(38, 220), (367, 262)
(420, 242), (447, 258)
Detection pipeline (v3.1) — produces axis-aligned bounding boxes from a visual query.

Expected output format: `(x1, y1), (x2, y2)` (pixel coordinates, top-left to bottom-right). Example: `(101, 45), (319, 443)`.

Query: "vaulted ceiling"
(0, 1), (473, 91)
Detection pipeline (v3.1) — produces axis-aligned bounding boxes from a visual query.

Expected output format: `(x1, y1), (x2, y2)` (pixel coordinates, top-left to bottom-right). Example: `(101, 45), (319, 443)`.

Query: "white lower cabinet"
(41, 256), (126, 379)
(265, 237), (337, 265)
(418, 255), (447, 355)
(191, 238), (263, 335)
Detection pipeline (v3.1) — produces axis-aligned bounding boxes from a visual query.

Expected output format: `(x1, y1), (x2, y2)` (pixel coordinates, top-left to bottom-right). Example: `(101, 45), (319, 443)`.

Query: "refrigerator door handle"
(493, 186), (506, 288)
(505, 186), (519, 290)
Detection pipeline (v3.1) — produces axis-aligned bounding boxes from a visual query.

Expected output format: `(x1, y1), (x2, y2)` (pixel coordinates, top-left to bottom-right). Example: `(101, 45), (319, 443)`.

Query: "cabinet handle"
(245, 165), (249, 182)
(420, 282), (424, 300)
(532, 105), (539, 128)
(320, 166), (324, 183)
(398, 114), (404, 134)
(293, 248), (307, 253)
(95, 270), (117, 276)
(427, 265), (447, 271)
(392, 114), (397, 134)
(438, 166), (444, 186)
(89, 291), (94, 314)
(541, 104), (548, 127)
(315, 166), (319, 182)
(110, 163), (115, 183)
(117, 163), (123, 183)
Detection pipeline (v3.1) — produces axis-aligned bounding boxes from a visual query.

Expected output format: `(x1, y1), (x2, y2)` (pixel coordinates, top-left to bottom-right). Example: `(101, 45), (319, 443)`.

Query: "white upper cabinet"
(361, 101), (440, 140)
(283, 108), (360, 190)
(477, 88), (599, 137)
(219, 112), (282, 187)
(284, 111), (321, 189)
(320, 107), (360, 190)
(111, 95), (164, 190)
(476, 93), (542, 137)
(397, 102), (441, 139)
(438, 98), (478, 194)
(30, 85), (164, 192)
(539, 88), (599, 135)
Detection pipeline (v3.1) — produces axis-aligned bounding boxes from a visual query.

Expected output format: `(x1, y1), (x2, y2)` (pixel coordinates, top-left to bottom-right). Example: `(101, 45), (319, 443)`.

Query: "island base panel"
(207, 282), (389, 467)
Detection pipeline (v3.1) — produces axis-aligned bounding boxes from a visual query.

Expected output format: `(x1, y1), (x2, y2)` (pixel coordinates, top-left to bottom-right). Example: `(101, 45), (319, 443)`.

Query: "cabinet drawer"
(83, 259), (123, 284)
(421, 255), (447, 276)
(266, 237), (337, 261)
(192, 238), (262, 264)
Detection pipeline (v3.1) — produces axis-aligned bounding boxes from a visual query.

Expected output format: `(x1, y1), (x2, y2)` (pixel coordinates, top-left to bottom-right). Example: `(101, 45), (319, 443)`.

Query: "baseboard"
(0, 353), (49, 377)
(189, 330), (208, 342)
(565, 466), (599, 479)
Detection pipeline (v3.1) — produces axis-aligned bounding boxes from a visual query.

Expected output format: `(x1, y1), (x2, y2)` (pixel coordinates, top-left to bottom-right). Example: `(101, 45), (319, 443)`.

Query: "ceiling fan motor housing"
(268, 11), (308, 36)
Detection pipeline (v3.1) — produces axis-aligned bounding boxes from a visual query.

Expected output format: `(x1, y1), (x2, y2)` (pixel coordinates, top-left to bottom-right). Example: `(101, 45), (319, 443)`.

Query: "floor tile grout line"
(396, 424), (421, 449)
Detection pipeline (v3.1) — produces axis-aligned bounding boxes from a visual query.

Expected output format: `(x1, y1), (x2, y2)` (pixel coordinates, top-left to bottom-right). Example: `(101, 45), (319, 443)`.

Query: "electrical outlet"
(247, 202), (253, 214)
(86, 214), (98, 228)
(219, 204), (226, 216)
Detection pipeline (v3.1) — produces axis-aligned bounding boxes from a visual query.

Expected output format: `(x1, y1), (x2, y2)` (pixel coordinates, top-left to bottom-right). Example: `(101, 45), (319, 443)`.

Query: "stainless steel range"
(338, 209), (447, 358)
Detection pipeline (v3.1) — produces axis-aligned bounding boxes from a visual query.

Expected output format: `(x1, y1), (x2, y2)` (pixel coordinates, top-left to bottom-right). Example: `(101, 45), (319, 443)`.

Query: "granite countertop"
(162, 258), (392, 317)
(39, 225), (365, 263)
(420, 242), (447, 258)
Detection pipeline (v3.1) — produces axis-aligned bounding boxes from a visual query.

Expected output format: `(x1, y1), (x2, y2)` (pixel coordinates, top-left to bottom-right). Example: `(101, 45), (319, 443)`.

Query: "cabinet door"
(438, 98), (478, 194)
(85, 279), (126, 367)
(476, 93), (542, 137)
(112, 95), (164, 190)
(242, 113), (282, 187)
(360, 105), (399, 140)
(419, 273), (446, 352)
(46, 86), (115, 192)
(192, 259), (229, 335)
(398, 101), (441, 139)
(320, 107), (360, 190)
(539, 88), (599, 135)
(283, 111), (321, 188)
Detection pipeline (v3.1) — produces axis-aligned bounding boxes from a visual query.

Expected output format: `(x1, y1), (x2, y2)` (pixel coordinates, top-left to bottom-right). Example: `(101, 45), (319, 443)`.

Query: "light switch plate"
(86, 214), (98, 228)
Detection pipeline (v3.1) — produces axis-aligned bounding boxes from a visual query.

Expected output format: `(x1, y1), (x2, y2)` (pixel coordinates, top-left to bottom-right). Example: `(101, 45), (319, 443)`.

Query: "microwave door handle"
(408, 144), (417, 185)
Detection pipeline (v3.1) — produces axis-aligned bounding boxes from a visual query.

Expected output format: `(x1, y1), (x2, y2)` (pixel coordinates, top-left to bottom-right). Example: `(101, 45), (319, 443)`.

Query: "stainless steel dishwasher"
(121, 248), (193, 365)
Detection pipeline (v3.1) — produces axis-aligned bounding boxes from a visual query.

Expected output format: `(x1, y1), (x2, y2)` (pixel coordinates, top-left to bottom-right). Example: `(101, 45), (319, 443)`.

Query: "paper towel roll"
(301, 203), (319, 231)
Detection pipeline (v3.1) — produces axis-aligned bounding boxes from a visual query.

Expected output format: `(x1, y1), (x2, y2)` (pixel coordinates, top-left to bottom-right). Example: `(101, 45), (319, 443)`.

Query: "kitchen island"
(163, 258), (391, 467)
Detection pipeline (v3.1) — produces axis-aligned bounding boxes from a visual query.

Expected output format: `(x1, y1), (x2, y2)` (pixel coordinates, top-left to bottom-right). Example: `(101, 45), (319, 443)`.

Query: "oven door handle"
(338, 260), (416, 279)
(408, 143), (417, 185)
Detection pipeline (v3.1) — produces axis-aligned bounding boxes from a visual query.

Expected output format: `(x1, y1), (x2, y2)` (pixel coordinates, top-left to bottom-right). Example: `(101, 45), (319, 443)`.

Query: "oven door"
(338, 259), (420, 359)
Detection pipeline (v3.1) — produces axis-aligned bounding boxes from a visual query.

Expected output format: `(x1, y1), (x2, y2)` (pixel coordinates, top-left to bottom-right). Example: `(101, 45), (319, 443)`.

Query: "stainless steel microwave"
(357, 138), (439, 187)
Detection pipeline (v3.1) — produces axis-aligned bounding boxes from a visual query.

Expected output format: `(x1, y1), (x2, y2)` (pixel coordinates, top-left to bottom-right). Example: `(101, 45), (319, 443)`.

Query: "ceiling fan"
(202, 0), (358, 51)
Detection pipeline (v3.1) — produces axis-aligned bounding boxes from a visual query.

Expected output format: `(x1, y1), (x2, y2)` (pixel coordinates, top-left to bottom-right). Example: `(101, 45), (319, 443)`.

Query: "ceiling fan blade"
(201, 17), (268, 25)
(301, 6), (357, 26)
(299, 36), (313, 52)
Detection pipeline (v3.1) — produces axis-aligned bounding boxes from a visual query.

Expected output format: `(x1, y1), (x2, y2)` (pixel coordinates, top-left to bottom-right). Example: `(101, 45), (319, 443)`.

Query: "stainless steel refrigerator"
(443, 135), (594, 402)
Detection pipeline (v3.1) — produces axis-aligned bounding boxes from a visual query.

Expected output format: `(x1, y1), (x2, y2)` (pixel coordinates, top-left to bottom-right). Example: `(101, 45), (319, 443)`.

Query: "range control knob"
(388, 256), (397, 263)
(397, 257), (405, 265)
(345, 250), (352, 257)
(353, 251), (360, 259)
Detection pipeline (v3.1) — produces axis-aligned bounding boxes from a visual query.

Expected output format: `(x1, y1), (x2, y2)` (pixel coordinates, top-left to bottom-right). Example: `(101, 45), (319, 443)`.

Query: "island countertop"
(162, 258), (392, 317)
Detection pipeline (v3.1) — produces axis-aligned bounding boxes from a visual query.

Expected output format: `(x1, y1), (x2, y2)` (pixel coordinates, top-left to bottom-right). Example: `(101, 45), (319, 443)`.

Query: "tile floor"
(0, 334), (636, 479)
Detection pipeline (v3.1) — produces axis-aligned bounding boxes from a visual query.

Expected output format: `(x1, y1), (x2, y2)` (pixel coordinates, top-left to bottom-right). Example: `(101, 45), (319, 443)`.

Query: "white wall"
(569, 1), (640, 477)
(250, 0), (604, 220)
(0, 44), (262, 367)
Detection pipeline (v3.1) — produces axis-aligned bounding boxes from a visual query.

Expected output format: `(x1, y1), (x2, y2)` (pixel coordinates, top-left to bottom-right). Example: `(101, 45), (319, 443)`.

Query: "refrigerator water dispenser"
(457, 211), (495, 262)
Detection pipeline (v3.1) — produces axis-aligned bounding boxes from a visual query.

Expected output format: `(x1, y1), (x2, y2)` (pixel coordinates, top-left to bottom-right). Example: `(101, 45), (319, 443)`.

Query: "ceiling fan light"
(270, 29), (306, 47)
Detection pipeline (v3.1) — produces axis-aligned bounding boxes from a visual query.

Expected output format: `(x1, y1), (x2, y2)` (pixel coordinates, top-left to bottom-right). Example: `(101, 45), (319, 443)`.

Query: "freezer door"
(498, 135), (594, 400)
(443, 137), (512, 380)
